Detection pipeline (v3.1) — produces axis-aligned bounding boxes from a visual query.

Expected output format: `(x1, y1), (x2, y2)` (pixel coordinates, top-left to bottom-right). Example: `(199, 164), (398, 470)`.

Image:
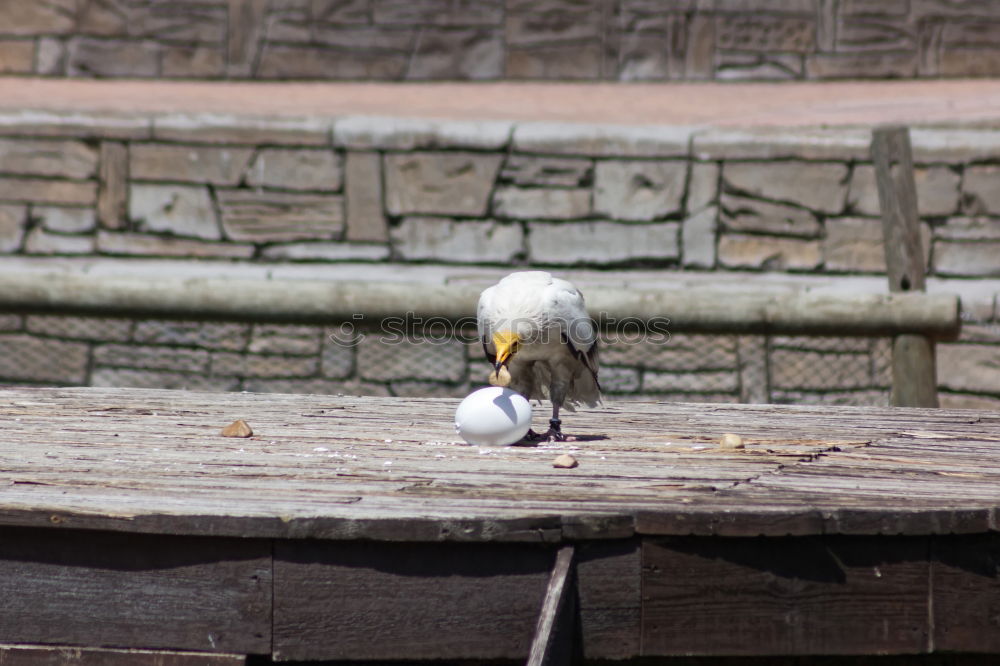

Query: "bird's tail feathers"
(514, 361), (602, 409)
(569, 367), (602, 409)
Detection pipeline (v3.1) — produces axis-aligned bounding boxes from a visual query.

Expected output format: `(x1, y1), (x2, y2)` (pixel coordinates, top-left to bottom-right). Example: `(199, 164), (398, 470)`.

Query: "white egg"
(454, 387), (532, 446)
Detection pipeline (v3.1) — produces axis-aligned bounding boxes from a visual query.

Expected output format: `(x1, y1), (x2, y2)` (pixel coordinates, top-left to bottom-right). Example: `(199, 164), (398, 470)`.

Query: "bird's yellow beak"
(492, 331), (521, 371)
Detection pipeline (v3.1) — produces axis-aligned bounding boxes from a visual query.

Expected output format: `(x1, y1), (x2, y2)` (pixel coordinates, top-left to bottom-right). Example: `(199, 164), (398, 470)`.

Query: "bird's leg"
(520, 363), (571, 443)
(543, 407), (566, 441)
(524, 411), (564, 442)
(542, 383), (568, 442)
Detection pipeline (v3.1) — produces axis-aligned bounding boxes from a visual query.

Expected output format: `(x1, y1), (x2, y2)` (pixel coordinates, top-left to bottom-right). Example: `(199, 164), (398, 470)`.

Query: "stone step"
(4, 78), (1000, 129)
(1, 105), (999, 280)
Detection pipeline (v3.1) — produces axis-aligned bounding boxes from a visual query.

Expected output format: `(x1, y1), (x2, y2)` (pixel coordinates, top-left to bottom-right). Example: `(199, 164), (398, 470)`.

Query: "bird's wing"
(574, 336), (600, 381)
(545, 278), (600, 387)
(546, 278), (597, 351)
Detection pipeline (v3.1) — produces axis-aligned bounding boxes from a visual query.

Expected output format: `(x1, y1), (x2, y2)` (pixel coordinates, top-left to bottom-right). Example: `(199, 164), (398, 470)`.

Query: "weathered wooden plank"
(0, 388), (998, 539)
(272, 541), (552, 661)
(575, 539), (641, 659)
(0, 644), (246, 665)
(872, 126), (939, 407)
(226, 0), (267, 78)
(931, 533), (1000, 653)
(829, 508), (993, 536)
(635, 506), (827, 537)
(0, 271), (960, 336)
(641, 535), (930, 655)
(96, 141), (127, 230)
(872, 126), (925, 295)
(0, 527), (271, 654)
(272, 539), (642, 662)
(3, 387), (1000, 661)
(892, 332), (939, 408)
(741, 464), (1000, 506)
(528, 545), (578, 666)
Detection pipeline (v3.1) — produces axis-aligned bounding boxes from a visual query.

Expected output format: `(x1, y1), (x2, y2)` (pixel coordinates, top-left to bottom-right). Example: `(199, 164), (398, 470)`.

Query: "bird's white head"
(492, 330), (521, 372)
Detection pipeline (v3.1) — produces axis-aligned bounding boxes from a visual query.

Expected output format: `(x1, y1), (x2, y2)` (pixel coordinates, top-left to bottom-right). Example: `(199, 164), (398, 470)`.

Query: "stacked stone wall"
(2, 113), (999, 278)
(0, 312), (901, 407)
(0, 110), (998, 407)
(2, 1), (1000, 81)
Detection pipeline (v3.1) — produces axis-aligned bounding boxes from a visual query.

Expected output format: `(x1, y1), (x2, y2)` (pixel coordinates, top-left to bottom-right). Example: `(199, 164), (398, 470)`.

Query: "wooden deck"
(1, 387), (999, 662)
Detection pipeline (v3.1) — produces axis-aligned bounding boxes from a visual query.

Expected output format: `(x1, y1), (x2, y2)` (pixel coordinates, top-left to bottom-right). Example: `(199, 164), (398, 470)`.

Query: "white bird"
(477, 271), (601, 441)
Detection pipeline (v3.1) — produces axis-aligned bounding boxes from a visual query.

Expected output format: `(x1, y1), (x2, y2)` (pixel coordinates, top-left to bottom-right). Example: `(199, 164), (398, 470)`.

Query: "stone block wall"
(0, 312), (899, 407)
(2, 0), (1000, 81)
(5, 304), (1000, 408)
(2, 112), (1000, 279)
(0, 110), (998, 408)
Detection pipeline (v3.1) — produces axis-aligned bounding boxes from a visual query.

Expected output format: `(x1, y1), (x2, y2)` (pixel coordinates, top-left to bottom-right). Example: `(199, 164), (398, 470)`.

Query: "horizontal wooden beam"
(3, 530), (996, 659)
(0, 527), (271, 654)
(273, 540), (551, 661)
(0, 271), (960, 338)
(588, 287), (960, 338)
